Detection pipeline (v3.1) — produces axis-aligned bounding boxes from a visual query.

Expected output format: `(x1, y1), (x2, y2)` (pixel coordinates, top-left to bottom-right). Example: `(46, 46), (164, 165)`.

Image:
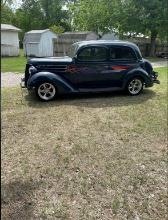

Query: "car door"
(74, 46), (111, 89)
(108, 46), (139, 87)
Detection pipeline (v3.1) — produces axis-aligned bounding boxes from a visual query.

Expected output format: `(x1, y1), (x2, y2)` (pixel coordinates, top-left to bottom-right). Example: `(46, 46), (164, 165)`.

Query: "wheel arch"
(27, 71), (76, 94)
(122, 68), (151, 89)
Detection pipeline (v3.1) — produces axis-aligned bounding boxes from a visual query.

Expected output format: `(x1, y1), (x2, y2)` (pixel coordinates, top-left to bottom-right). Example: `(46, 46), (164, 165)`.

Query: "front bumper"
(20, 77), (26, 88)
(153, 79), (160, 84)
(151, 71), (160, 84)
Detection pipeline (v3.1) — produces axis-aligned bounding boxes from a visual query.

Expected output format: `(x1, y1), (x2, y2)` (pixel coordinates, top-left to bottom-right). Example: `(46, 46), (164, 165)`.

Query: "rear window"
(110, 46), (137, 61)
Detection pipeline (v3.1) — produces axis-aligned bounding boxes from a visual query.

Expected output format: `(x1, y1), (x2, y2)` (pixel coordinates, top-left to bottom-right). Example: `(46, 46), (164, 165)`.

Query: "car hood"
(28, 56), (73, 65)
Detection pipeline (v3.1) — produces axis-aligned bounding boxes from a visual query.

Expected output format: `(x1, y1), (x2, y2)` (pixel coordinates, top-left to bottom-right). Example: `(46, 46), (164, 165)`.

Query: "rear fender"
(122, 68), (152, 88)
(27, 72), (76, 93)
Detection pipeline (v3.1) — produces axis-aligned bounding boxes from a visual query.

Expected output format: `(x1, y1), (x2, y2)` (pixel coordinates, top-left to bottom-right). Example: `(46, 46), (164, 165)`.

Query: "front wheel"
(126, 78), (144, 95)
(35, 82), (57, 101)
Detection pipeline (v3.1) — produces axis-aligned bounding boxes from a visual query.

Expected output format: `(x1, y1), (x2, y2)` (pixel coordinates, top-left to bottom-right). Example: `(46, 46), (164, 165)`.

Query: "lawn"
(1, 67), (167, 219)
(1, 49), (27, 73)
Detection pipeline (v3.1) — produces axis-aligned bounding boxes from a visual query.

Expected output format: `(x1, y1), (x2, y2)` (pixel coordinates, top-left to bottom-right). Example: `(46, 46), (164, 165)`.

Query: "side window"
(93, 47), (107, 61)
(77, 48), (92, 61)
(77, 47), (107, 61)
(110, 47), (137, 60)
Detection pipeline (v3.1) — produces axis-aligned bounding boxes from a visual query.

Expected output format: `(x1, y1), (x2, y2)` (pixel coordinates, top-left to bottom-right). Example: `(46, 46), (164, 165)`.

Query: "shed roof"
(26, 29), (50, 34)
(23, 29), (57, 44)
(1, 24), (21, 32)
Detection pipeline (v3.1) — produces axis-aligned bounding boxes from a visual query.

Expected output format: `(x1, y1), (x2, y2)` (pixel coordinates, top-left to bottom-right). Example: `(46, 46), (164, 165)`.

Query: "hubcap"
(128, 79), (143, 95)
(38, 83), (56, 100)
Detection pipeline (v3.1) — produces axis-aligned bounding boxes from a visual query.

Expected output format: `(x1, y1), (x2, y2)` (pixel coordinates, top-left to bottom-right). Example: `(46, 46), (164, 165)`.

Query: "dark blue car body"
(22, 40), (159, 100)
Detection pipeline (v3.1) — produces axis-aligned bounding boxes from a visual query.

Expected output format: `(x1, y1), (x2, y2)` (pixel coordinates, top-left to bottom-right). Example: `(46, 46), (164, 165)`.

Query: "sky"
(11, 0), (68, 10)
(11, 0), (22, 9)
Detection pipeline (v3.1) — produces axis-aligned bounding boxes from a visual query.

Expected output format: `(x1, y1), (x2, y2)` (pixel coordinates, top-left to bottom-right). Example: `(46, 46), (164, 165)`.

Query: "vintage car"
(21, 40), (160, 101)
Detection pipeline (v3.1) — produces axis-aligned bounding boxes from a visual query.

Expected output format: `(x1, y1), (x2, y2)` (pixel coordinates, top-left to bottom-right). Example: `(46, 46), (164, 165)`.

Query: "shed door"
(26, 43), (39, 57)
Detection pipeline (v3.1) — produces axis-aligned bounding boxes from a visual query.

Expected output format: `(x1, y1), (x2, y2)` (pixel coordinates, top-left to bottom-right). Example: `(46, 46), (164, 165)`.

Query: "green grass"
(1, 49), (27, 73)
(1, 67), (167, 219)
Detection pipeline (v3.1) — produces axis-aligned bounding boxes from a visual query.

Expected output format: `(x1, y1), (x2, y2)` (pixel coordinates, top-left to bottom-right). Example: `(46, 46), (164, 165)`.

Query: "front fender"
(27, 72), (76, 93)
(122, 68), (153, 88)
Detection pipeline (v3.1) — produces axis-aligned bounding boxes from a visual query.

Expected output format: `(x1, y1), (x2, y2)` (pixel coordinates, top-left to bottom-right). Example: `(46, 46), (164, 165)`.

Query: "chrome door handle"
(104, 65), (109, 69)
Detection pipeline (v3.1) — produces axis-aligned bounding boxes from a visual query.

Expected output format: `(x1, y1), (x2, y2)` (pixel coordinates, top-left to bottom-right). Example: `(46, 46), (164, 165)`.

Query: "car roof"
(74, 40), (139, 49)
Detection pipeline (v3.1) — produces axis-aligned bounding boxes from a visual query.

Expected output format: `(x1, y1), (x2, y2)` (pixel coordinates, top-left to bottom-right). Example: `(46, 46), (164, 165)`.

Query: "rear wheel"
(35, 82), (57, 101)
(126, 77), (143, 95)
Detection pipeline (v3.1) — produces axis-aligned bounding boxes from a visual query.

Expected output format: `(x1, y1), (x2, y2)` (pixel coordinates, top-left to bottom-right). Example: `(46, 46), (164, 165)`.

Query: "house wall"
(1, 31), (20, 56)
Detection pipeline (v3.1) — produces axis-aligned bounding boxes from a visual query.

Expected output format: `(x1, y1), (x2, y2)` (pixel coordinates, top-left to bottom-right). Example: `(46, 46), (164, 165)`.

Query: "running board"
(79, 87), (122, 93)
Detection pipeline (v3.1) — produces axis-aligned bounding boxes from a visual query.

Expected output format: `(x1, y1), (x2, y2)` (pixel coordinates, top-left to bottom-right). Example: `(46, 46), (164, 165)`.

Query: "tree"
(1, 0), (13, 7)
(1, 0), (15, 24)
(49, 25), (65, 34)
(14, 0), (71, 31)
(40, 0), (69, 28)
(69, 0), (168, 56)
(12, 0), (71, 45)
(1, 4), (15, 24)
(68, 0), (116, 33)
(14, 0), (44, 32)
(117, 0), (168, 56)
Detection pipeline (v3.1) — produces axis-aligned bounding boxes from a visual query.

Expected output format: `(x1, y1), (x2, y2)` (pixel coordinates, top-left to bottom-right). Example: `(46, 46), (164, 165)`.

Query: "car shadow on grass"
(24, 89), (156, 109)
(1, 179), (40, 219)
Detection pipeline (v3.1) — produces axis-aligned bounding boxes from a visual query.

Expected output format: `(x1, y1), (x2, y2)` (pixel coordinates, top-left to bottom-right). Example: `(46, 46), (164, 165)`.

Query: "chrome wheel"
(128, 78), (143, 95)
(37, 83), (56, 101)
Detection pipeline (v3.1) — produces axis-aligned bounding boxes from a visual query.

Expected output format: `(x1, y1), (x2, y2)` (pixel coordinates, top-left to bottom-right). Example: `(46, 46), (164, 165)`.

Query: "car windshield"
(66, 43), (79, 58)
(136, 47), (143, 60)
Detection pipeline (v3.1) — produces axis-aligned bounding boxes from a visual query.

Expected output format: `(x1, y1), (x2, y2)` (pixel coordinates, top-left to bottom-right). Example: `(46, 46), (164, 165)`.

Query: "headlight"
(29, 66), (37, 75)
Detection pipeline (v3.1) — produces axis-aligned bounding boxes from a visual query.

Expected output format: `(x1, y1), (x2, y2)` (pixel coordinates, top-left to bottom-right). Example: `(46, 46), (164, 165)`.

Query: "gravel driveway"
(151, 60), (168, 68)
(1, 72), (23, 88)
(1, 61), (167, 88)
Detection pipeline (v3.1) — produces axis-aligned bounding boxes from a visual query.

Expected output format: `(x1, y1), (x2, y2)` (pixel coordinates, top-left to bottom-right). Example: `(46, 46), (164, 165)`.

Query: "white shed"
(1, 24), (21, 57)
(23, 29), (57, 57)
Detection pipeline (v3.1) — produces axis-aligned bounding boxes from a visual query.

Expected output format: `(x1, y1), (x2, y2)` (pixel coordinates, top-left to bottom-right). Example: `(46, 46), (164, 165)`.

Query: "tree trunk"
(149, 31), (158, 57)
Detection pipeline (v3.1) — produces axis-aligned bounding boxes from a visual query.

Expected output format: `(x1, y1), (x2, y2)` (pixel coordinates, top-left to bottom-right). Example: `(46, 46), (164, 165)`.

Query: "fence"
(53, 38), (78, 57)
(136, 43), (168, 57)
(127, 40), (168, 57)
(53, 32), (99, 56)
(53, 37), (168, 57)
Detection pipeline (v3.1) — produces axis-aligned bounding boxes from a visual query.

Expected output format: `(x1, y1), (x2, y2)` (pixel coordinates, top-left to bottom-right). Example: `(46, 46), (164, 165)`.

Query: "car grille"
(37, 65), (67, 73)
